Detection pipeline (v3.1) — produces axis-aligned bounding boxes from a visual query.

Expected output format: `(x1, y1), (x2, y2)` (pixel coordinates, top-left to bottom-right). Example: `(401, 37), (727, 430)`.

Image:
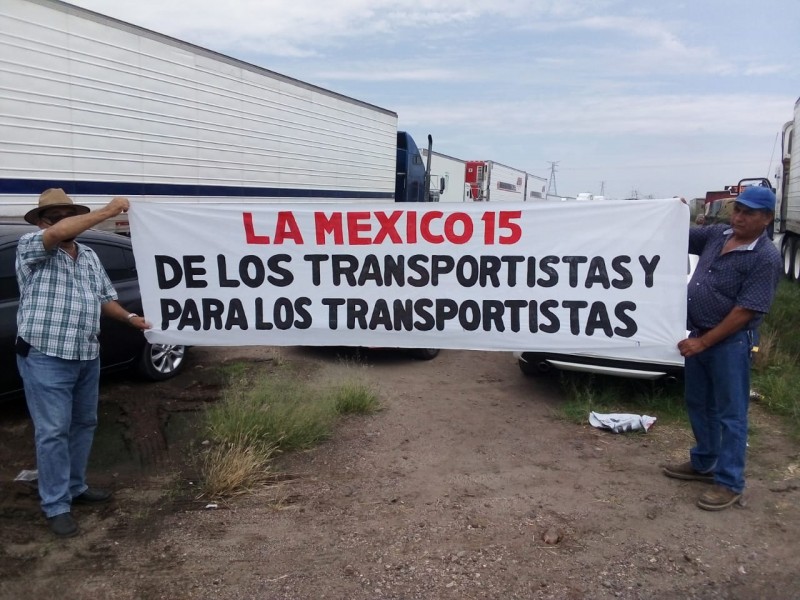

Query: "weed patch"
(202, 439), (276, 498)
(200, 368), (378, 496)
(330, 380), (380, 415)
(558, 372), (686, 426)
(753, 280), (800, 438)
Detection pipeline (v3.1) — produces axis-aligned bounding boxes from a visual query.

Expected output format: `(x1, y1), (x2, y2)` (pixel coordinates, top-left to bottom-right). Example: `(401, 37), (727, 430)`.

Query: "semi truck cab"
(395, 132), (430, 203)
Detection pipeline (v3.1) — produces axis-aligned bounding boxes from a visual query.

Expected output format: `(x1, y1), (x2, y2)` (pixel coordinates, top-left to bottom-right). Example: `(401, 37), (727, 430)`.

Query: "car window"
(87, 242), (137, 283)
(0, 246), (19, 302)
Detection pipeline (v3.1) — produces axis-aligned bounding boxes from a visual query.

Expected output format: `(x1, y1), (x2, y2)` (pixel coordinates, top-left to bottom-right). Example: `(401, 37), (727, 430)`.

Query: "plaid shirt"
(687, 224), (782, 333)
(16, 231), (117, 360)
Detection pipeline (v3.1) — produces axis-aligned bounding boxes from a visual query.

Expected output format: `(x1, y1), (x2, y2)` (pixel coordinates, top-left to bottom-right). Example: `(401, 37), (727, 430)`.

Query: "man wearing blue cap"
(663, 185), (782, 510)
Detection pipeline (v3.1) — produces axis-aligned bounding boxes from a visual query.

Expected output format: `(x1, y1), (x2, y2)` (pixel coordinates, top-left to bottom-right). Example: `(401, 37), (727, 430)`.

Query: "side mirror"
(439, 177), (446, 193)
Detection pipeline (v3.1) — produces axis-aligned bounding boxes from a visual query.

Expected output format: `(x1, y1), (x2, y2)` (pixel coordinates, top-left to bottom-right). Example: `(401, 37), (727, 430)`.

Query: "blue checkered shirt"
(687, 224), (782, 333)
(16, 231), (117, 360)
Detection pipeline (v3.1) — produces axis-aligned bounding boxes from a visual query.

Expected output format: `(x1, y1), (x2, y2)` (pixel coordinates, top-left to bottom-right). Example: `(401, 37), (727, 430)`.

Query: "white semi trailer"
(525, 174), (548, 201)
(420, 149), (468, 203)
(776, 96), (800, 283)
(464, 160), (528, 202)
(0, 0), (432, 234)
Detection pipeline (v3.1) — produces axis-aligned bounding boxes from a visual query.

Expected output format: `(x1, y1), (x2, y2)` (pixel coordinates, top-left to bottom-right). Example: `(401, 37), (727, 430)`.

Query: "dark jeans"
(684, 329), (751, 493)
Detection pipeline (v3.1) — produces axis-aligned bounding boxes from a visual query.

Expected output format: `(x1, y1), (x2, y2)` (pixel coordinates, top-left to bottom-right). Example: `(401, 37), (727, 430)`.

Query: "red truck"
(698, 177), (774, 226)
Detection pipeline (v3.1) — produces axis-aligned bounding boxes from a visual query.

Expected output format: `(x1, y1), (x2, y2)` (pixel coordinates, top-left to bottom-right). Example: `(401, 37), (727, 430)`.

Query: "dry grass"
(201, 440), (276, 498)
(200, 365), (378, 497)
(752, 327), (778, 369)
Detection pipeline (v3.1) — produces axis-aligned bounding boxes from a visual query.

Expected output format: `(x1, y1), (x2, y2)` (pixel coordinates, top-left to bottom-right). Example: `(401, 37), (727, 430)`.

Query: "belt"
(689, 328), (754, 342)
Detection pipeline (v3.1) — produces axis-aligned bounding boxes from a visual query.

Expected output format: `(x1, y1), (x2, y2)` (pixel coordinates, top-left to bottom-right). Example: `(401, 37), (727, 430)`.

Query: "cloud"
(322, 67), (469, 82)
(71, 0), (774, 81)
(397, 94), (791, 137)
(71, 0), (561, 56)
(743, 64), (788, 76)
(70, 0), (687, 66)
(64, 0), (796, 200)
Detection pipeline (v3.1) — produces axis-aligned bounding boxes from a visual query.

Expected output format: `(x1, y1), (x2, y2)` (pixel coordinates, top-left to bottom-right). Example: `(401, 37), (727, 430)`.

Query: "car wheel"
(137, 342), (187, 381)
(518, 357), (550, 376)
(409, 348), (440, 360)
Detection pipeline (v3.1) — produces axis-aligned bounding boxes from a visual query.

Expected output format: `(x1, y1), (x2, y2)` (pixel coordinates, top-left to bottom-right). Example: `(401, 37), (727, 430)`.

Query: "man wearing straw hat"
(16, 189), (150, 537)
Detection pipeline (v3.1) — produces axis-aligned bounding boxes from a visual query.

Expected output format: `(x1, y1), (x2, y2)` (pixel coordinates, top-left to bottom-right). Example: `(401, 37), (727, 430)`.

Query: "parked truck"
(699, 177), (775, 227)
(776, 96), (800, 283)
(0, 0), (434, 235)
(0, 0), (441, 361)
(419, 149), (468, 203)
(464, 160), (528, 202)
(525, 174), (548, 201)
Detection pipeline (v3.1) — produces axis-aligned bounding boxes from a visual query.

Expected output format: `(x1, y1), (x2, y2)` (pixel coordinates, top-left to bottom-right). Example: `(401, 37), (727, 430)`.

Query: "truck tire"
(793, 237), (800, 283)
(782, 236), (795, 280)
(781, 233), (792, 280)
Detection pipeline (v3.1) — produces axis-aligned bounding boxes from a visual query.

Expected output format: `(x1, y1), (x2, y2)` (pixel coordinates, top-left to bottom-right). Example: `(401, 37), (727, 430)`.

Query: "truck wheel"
(781, 233), (795, 281)
(409, 348), (440, 360)
(138, 342), (187, 381)
(793, 237), (800, 283)
(782, 237), (795, 280)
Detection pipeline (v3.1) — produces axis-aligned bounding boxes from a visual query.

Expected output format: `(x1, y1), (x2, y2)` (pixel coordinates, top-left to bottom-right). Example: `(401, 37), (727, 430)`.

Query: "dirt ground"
(1, 346), (799, 600)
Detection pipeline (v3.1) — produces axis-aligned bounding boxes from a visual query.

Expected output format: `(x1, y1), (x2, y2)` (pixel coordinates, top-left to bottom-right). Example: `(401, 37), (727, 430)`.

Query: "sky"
(68, 0), (800, 201)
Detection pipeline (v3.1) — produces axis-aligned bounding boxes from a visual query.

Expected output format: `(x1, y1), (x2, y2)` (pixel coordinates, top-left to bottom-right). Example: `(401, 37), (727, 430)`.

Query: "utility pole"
(600, 181), (605, 196)
(547, 161), (559, 197)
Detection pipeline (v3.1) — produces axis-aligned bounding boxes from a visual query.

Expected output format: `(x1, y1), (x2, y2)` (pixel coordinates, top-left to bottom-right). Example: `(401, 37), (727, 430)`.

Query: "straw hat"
(24, 188), (90, 224)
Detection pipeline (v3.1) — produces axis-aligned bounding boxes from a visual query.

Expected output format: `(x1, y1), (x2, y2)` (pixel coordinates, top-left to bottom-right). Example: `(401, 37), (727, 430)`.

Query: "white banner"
(128, 200), (689, 362)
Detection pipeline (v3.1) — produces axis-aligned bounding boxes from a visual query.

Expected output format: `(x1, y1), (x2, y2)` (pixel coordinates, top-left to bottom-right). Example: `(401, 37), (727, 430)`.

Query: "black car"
(0, 222), (187, 398)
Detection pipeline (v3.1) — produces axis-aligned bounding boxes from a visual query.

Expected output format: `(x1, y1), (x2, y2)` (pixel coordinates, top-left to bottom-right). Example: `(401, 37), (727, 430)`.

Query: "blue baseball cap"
(736, 186), (775, 212)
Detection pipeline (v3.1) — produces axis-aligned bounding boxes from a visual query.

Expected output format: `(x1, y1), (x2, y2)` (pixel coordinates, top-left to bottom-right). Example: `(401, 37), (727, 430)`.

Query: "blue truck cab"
(393, 131), (439, 360)
(396, 132), (430, 203)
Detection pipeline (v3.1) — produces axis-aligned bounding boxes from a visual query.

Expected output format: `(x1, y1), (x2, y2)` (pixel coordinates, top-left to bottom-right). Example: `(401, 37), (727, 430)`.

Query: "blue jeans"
(684, 329), (752, 493)
(17, 348), (100, 518)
